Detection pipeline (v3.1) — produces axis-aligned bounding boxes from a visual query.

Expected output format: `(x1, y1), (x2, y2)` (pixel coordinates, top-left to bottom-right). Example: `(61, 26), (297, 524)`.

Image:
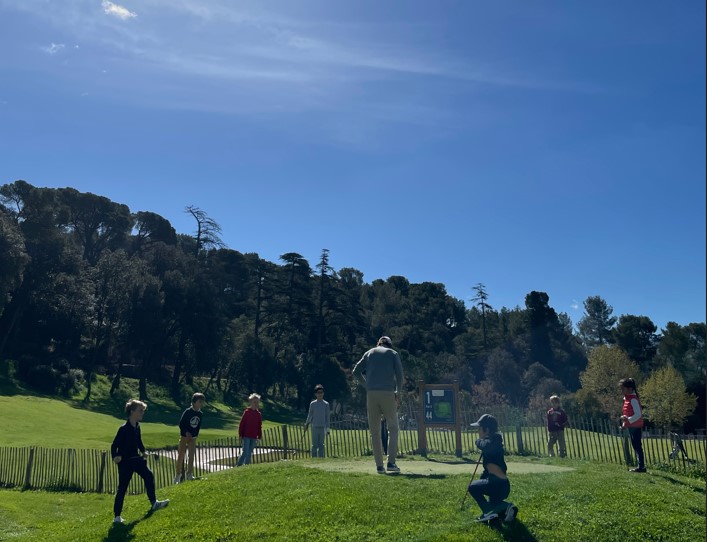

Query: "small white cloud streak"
(102, 1), (137, 20)
(570, 300), (579, 310)
(43, 42), (65, 54)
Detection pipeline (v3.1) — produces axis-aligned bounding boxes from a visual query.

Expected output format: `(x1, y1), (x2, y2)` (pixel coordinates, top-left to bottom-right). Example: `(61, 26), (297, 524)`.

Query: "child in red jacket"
(620, 378), (645, 473)
(237, 393), (262, 466)
(546, 395), (568, 458)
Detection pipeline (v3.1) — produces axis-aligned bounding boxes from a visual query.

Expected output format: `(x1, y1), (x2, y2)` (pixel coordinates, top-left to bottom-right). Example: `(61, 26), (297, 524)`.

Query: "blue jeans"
(237, 437), (257, 466)
(311, 427), (326, 457)
(468, 475), (511, 514)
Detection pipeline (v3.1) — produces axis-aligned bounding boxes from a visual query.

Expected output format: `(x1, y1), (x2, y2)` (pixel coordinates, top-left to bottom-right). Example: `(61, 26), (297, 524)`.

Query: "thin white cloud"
(43, 42), (65, 55)
(102, 1), (136, 20)
(570, 300), (579, 310)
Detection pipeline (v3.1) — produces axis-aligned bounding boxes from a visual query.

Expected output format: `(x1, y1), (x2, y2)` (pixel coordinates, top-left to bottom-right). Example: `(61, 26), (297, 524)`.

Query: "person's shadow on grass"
(102, 508), (159, 542)
(103, 520), (137, 542)
(489, 519), (538, 542)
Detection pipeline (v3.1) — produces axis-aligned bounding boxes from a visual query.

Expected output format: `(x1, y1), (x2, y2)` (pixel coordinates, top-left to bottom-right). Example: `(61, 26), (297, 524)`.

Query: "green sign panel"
(424, 388), (456, 425)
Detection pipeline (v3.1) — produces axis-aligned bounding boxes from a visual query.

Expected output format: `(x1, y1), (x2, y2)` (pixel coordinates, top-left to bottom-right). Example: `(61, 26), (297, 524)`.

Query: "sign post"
(417, 380), (462, 458)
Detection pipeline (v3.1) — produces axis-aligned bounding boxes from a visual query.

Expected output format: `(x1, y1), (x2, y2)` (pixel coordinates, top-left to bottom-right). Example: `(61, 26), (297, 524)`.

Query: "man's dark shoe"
(629, 467), (647, 473)
(386, 463), (400, 473)
(376, 466), (386, 474)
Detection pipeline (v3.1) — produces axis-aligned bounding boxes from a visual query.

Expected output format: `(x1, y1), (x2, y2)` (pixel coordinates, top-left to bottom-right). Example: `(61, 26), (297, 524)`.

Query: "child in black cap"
(468, 414), (518, 523)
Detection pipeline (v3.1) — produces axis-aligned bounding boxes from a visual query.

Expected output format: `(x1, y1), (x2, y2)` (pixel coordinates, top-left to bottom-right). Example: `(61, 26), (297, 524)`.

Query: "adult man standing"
(352, 336), (405, 474)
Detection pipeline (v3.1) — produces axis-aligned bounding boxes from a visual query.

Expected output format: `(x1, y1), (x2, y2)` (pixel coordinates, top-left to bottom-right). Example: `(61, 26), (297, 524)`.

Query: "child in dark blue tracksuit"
(110, 399), (169, 524)
(468, 414), (518, 523)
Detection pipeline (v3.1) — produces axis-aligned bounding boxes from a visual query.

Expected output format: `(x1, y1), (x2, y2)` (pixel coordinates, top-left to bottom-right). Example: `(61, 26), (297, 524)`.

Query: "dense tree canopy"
(0, 181), (703, 430)
(642, 366), (697, 430)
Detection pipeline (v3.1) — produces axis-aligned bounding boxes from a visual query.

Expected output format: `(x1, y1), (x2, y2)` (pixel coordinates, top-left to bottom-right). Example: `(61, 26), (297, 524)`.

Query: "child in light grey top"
(304, 385), (331, 457)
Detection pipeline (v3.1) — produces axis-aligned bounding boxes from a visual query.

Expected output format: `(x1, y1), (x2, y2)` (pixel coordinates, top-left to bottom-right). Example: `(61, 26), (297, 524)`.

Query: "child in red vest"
(620, 378), (645, 473)
(237, 393), (263, 466)
(546, 395), (568, 458)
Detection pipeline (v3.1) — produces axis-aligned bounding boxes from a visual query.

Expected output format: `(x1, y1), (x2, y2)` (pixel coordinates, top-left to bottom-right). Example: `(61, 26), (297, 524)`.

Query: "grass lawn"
(1, 376), (294, 449)
(0, 456), (703, 542)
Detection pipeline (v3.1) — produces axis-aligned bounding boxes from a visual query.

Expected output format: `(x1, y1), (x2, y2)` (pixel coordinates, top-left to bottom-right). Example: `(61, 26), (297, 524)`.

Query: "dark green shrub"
(26, 364), (58, 394)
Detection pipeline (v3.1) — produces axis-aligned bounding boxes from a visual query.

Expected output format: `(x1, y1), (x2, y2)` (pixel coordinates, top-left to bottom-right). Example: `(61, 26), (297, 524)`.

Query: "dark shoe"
(504, 504), (518, 523)
(386, 463), (400, 473)
(376, 466), (386, 474)
(629, 467), (647, 473)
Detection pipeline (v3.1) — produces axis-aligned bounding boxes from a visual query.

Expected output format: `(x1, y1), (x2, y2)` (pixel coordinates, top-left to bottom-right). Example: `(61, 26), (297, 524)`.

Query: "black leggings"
(468, 475), (510, 514)
(114, 457), (156, 516)
(629, 427), (645, 469)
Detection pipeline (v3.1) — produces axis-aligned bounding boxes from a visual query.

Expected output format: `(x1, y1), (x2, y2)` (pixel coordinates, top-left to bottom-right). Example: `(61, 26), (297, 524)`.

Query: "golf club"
(459, 453), (483, 510)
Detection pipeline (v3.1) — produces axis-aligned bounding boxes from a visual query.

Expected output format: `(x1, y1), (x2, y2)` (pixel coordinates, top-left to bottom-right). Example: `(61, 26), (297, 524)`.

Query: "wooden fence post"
(417, 380), (427, 457)
(23, 447), (35, 489)
(97, 451), (107, 493)
(516, 423), (524, 455)
(282, 425), (289, 459)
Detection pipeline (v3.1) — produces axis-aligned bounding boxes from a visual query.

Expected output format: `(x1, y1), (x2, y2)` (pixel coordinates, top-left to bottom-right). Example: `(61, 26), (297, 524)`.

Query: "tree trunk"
(109, 365), (122, 396)
(171, 331), (186, 397)
(84, 369), (93, 401)
(0, 299), (24, 360)
(139, 376), (147, 401)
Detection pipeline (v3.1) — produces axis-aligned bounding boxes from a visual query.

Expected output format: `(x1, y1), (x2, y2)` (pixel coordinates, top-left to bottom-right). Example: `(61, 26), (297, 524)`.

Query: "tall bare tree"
(185, 205), (224, 257)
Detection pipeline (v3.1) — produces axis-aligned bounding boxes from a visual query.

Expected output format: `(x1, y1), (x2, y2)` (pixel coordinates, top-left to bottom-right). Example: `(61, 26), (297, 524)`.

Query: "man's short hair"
(377, 336), (393, 347)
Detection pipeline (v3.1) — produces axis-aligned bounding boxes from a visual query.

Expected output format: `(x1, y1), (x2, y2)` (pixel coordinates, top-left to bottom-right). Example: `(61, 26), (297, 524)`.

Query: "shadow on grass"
(102, 520), (137, 542)
(397, 472), (448, 480)
(0, 374), (41, 397)
(102, 506), (170, 542)
(426, 456), (477, 465)
(260, 401), (307, 425)
(650, 471), (706, 494)
(67, 390), (238, 430)
(489, 519), (538, 542)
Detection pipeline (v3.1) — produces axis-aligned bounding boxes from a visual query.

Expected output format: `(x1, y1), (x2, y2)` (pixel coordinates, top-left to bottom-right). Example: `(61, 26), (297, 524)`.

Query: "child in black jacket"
(111, 399), (169, 524)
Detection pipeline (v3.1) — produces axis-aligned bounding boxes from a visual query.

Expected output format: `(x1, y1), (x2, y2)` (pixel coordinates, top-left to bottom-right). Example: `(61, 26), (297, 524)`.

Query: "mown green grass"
(0, 457), (703, 542)
(1, 376), (294, 449)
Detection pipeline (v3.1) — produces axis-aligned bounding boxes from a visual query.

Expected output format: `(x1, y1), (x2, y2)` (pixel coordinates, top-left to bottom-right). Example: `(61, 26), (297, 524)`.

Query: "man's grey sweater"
(352, 346), (404, 392)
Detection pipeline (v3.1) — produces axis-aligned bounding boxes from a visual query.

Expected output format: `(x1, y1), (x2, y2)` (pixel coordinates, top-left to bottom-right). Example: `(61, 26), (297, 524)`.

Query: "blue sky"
(1, 1), (705, 330)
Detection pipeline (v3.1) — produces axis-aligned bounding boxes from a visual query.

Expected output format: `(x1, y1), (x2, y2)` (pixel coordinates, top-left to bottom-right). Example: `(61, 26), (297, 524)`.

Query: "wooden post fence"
(23, 447), (35, 489)
(516, 423), (524, 455)
(97, 451), (107, 493)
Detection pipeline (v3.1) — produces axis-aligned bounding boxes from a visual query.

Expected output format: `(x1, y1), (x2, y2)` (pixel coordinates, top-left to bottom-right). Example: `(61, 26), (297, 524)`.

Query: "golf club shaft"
(460, 453), (483, 509)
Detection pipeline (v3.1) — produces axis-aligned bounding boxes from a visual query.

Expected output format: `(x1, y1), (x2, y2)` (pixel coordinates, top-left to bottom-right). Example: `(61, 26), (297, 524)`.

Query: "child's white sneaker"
(474, 511), (498, 522)
(151, 499), (170, 511)
(113, 516), (125, 524)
